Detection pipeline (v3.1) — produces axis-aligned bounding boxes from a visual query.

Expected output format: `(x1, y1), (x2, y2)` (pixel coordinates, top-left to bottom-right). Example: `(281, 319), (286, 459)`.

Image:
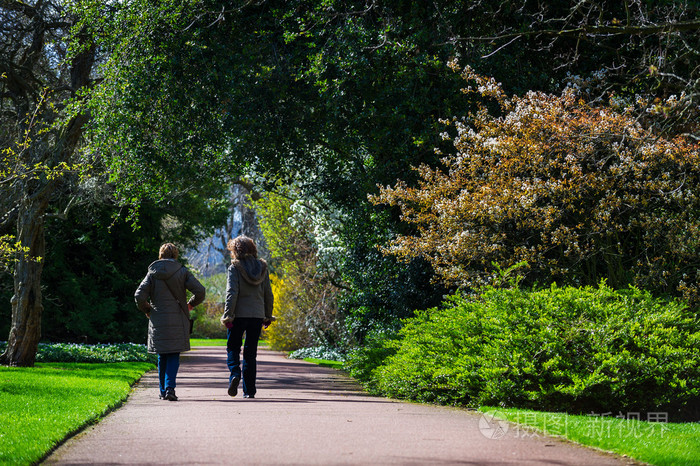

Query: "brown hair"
(227, 235), (257, 261)
(159, 243), (179, 260)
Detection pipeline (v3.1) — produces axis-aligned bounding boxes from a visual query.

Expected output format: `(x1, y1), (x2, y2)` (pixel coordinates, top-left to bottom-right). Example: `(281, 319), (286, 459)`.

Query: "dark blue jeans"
(227, 318), (263, 397)
(157, 352), (180, 396)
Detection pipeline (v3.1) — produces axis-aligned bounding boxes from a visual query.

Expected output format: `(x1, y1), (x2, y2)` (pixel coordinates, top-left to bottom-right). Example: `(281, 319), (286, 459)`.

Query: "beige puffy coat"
(134, 259), (205, 354)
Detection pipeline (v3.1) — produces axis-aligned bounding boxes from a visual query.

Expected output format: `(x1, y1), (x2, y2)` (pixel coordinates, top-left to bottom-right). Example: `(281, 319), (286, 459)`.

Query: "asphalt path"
(44, 347), (639, 465)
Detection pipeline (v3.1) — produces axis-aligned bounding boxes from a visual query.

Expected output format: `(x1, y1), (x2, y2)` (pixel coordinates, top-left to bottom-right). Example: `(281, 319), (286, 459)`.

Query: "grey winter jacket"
(220, 257), (273, 324)
(134, 259), (205, 354)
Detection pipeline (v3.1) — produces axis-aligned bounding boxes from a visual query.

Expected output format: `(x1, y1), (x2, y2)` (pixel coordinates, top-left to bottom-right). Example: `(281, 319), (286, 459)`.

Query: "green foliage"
(254, 191), (339, 350)
(0, 342), (155, 364)
(0, 361), (153, 465)
(484, 407), (700, 466)
(190, 274), (227, 340)
(66, 0), (700, 358)
(353, 283), (700, 421)
(345, 326), (400, 392)
(34, 197), (224, 344)
(0, 181), (229, 344)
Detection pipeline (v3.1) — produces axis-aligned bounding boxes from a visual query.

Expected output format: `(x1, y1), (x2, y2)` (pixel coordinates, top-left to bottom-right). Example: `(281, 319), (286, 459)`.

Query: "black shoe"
(158, 393), (165, 400)
(164, 388), (178, 401)
(243, 394), (255, 399)
(228, 376), (240, 397)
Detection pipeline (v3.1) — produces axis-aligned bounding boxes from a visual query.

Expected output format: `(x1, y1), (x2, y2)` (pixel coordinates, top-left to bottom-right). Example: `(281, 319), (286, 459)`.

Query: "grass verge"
(190, 338), (227, 346)
(302, 358), (344, 369)
(480, 406), (700, 466)
(0, 361), (154, 465)
(190, 338), (268, 347)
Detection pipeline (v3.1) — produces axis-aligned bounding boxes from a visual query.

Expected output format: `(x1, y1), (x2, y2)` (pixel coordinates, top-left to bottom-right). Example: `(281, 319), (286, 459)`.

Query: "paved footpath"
(44, 347), (639, 465)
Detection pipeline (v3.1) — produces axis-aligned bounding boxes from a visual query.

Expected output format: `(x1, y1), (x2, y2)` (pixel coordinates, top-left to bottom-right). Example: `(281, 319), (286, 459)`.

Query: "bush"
(354, 283), (700, 421)
(265, 274), (313, 351)
(0, 342), (156, 364)
(372, 67), (700, 307)
(191, 301), (227, 339)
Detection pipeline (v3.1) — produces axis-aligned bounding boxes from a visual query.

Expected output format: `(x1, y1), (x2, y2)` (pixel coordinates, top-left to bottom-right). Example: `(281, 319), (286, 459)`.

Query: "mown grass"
(0, 362), (154, 465)
(481, 406), (700, 466)
(190, 338), (268, 347)
(190, 338), (227, 346)
(303, 358), (344, 369)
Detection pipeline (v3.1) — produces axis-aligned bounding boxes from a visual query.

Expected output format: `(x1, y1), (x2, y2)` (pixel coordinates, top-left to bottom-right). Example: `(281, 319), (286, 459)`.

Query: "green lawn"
(190, 338), (268, 347)
(302, 358), (344, 369)
(190, 338), (227, 346)
(0, 362), (153, 465)
(481, 407), (700, 466)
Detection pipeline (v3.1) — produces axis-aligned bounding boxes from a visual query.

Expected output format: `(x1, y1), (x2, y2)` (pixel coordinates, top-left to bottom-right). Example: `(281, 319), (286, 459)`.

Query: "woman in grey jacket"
(135, 243), (205, 401)
(220, 235), (273, 399)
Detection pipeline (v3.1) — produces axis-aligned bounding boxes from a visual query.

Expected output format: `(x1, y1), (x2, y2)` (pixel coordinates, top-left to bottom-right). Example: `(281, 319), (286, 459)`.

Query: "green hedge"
(350, 283), (700, 421)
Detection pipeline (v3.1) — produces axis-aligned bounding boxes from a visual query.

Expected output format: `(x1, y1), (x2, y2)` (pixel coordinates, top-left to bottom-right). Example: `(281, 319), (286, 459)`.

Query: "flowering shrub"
(0, 342), (156, 364)
(355, 283), (700, 420)
(253, 190), (344, 350)
(372, 64), (700, 307)
(265, 273), (313, 351)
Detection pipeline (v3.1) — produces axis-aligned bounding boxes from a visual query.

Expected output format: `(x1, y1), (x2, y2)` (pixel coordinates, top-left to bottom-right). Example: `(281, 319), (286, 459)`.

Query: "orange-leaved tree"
(371, 63), (700, 306)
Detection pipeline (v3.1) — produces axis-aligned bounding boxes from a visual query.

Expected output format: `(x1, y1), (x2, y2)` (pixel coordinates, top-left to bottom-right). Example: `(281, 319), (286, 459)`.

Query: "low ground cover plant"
(0, 361), (153, 465)
(350, 282), (700, 421)
(288, 345), (345, 362)
(0, 342), (156, 363)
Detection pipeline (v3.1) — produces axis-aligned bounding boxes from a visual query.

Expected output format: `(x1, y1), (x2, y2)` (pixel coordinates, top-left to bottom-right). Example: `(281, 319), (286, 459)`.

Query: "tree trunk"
(0, 194), (48, 367)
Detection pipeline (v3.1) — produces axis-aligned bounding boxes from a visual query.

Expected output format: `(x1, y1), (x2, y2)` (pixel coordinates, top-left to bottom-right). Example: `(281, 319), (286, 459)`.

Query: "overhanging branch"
(454, 19), (700, 42)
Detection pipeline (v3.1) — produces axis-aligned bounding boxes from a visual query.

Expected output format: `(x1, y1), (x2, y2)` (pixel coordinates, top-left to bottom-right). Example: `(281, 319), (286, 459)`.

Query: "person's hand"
(188, 303), (194, 311)
(263, 318), (272, 329)
(145, 311), (151, 319)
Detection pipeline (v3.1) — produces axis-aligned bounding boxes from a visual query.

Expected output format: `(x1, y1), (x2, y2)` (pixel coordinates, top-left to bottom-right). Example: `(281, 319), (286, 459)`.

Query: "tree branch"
(454, 20), (700, 42)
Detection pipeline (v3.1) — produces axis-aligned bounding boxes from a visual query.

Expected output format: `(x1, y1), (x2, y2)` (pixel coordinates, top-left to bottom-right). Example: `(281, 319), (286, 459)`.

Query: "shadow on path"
(43, 346), (637, 465)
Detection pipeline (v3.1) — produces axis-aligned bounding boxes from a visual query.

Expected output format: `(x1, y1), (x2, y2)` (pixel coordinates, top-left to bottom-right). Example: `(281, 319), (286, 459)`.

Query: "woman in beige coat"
(135, 243), (205, 401)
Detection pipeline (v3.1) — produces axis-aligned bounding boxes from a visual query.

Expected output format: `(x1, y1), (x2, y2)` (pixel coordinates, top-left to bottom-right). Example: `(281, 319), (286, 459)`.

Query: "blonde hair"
(159, 243), (179, 260)
(227, 235), (257, 261)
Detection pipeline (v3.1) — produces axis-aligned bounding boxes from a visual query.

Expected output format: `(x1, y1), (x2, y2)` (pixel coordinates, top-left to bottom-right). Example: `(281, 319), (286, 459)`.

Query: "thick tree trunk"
(0, 194), (48, 367)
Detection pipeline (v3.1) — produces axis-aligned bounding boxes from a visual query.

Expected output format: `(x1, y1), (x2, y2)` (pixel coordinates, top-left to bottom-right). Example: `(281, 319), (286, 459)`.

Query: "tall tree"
(1, 0), (96, 366)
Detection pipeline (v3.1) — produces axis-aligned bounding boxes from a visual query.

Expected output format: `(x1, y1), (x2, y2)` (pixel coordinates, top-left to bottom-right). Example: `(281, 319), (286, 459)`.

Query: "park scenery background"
(1, 1), (699, 464)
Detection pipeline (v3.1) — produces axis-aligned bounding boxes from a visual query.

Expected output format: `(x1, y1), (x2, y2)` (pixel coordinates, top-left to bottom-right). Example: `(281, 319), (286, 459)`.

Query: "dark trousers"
(226, 317), (263, 396)
(157, 352), (180, 396)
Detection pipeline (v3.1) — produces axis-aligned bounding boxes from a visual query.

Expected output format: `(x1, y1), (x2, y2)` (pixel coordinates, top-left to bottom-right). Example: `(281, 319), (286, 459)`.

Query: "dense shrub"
(353, 283), (700, 421)
(0, 342), (156, 364)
